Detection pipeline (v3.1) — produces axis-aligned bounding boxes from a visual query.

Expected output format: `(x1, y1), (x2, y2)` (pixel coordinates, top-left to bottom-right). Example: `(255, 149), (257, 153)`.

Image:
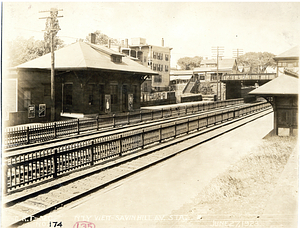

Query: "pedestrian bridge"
(221, 73), (277, 100)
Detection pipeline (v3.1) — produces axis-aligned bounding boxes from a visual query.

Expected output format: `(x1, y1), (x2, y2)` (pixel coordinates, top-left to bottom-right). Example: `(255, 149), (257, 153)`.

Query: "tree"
(237, 52), (276, 73)
(177, 56), (203, 70)
(86, 30), (120, 46)
(6, 36), (65, 67)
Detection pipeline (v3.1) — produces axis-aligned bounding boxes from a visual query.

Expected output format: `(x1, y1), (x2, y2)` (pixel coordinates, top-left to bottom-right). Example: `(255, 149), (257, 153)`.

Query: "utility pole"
(233, 48), (243, 59)
(40, 8), (63, 121)
(212, 46), (224, 100)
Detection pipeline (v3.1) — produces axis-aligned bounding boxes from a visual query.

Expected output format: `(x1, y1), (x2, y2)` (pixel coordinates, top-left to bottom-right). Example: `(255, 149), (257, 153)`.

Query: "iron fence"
(3, 101), (271, 193)
(4, 99), (244, 148)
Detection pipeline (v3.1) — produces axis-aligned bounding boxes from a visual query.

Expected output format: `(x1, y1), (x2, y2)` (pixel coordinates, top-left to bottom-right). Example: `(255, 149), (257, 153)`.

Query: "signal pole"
(40, 8), (63, 121)
(212, 46), (224, 100)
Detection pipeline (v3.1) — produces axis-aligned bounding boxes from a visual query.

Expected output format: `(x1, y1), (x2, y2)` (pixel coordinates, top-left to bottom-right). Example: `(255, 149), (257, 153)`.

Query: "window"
(65, 84), (73, 105)
(200, 75), (205, 80)
(154, 75), (162, 83)
(133, 85), (138, 103)
(153, 52), (157, 59)
(24, 90), (31, 109)
(87, 84), (95, 105)
(99, 84), (104, 111)
(165, 54), (169, 61)
(144, 56), (147, 63)
(110, 85), (118, 104)
(111, 55), (122, 63)
(153, 64), (157, 71)
(165, 65), (169, 72)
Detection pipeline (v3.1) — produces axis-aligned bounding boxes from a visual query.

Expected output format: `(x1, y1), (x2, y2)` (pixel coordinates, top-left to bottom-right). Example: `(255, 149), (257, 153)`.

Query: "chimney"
(121, 40), (124, 48)
(108, 39), (111, 48)
(162, 38), (164, 47)
(125, 39), (128, 48)
(91, 33), (96, 44)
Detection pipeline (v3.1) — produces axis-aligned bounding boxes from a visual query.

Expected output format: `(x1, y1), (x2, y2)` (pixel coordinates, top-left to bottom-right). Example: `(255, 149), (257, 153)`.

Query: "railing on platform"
(3, 101), (271, 193)
(221, 73), (276, 81)
(4, 99), (244, 148)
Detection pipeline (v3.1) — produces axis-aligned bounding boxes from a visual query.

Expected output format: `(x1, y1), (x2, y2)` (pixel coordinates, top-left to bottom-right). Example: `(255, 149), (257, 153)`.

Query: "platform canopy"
(15, 41), (158, 75)
(249, 74), (298, 96)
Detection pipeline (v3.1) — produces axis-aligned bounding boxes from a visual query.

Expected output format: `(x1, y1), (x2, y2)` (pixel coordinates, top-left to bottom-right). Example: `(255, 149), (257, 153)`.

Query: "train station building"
(5, 41), (158, 126)
(250, 46), (299, 136)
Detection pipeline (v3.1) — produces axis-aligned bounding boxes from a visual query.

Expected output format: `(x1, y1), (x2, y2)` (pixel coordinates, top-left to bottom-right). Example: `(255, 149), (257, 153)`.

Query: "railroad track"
(3, 106), (273, 227)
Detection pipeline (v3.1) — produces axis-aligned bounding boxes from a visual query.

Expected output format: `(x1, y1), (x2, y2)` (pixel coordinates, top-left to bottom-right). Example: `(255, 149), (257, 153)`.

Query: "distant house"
(5, 41), (158, 126)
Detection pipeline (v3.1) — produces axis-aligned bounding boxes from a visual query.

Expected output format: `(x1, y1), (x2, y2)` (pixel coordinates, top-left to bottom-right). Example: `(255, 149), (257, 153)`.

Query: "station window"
(165, 54), (169, 61)
(110, 85), (118, 104)
(24, 90), (31, 109)
(153, 52), (157, 59)
(87, 84), (95, 105)
(65, 84), (73, 106)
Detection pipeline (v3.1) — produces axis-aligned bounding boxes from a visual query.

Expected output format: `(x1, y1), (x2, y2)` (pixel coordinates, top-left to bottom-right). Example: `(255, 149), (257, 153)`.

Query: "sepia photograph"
(1, 2), (299, 228)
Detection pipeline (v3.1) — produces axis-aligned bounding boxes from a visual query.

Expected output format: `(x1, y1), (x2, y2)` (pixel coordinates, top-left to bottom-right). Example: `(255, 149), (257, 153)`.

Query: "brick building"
(5, 41), (157, 126)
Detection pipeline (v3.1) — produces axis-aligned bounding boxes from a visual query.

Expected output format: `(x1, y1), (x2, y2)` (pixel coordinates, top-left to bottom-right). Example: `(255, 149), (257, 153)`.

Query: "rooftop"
(16, 41), (158, 75)
(249, 74), (298, 96)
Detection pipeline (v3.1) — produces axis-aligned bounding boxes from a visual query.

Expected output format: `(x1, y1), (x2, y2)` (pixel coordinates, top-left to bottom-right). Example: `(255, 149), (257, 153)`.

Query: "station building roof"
(274, 46), (299, 60)
(249, 74), (298, 96)
(15, 41), (158, 75)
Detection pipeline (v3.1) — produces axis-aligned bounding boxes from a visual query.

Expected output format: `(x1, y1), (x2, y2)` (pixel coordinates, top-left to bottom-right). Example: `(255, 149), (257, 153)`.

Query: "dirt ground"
(156, 135), (298, 228)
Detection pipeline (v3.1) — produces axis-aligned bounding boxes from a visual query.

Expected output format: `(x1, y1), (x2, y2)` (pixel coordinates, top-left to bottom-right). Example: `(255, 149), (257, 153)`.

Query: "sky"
(2, 2), (300, 68)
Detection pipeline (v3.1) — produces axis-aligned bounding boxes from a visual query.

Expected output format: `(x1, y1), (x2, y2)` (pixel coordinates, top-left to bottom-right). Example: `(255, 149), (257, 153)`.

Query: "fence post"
(119, 135), (123, 156)
(77, 119), (80, 135)
(161, 109), (163, 118)
(127, 112), (130, 125)
(185, 106), (187, 115)
(174, 122), (177, 138)
(26, 127), (30, 144)
(187, 118), (190, 133)
(113, 114), (116, 128)
(96, 117), (99, 131)
(140, 111), (143, 122)
(151, 110), (154, 120)
(54, 123), (57, 138)
(141, 129), (144, 149)
(159, 125), (162, 142)
(90, 141), (94, 166)
(53, 149), (58, 178)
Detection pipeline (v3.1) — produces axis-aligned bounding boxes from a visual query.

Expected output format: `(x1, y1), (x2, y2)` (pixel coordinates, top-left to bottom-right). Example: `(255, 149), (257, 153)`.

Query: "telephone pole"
(212, 46), (224, 100)
(39, 8), (63, 121)
(233, 48), (243, 59)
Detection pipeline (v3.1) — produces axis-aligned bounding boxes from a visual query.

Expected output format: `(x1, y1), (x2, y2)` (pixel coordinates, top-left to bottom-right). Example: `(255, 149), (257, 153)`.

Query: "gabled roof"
(16, 41), (158, 75)
(249, 74), (298, 95)
(274, 46), (299, 60)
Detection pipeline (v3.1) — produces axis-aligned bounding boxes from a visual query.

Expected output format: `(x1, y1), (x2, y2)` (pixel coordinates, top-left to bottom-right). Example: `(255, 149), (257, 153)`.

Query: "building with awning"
(5, 41), (158, 126)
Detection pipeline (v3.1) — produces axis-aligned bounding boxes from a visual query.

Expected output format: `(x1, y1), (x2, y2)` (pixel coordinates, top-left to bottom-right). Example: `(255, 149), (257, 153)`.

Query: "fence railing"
(3, 101), (271, 193)
(221, 73), (276, 81)
(4, 99), (244, 148)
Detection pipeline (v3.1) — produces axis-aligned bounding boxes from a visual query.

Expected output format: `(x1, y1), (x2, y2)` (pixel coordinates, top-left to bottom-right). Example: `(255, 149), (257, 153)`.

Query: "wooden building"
(250, 73), (298, 136)
(6, 41), (158, 125)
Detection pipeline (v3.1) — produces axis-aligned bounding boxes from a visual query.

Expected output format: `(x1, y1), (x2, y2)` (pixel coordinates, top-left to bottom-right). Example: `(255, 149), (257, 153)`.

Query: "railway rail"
(3, 102), (272, 227)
